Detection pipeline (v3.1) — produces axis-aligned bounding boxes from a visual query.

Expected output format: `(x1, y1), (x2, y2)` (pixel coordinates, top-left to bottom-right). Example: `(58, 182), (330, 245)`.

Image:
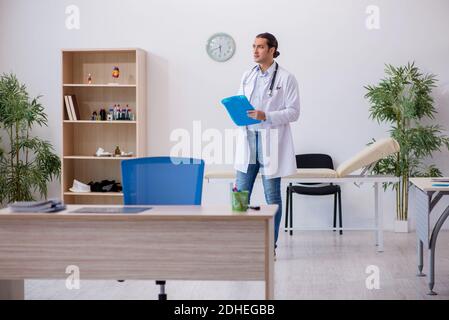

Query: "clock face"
(206, 33), (236, 62)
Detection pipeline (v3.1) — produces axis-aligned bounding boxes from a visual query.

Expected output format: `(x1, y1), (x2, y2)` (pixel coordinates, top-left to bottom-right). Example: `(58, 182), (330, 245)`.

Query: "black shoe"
(88, 181), (102, 192)
(100, 180), (115, 192)
(112, 182), (122, 192)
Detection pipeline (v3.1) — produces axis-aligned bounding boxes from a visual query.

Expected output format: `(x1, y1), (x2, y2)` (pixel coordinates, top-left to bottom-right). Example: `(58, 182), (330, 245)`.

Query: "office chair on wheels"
(121, 156), (205, 300)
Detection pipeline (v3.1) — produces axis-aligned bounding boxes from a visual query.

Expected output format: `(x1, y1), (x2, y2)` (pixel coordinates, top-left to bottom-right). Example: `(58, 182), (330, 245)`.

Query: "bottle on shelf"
(113, 104), (118, 120)
(114, 146), (121, 157)
(100, 109), (107, 121)
(125, 104), (130, 120)
(117, 104), (122, 120)
(107, 108), (114, 121)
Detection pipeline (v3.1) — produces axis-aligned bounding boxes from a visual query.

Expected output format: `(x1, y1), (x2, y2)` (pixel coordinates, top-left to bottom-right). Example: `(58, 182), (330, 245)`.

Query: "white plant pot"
(394, 219), (409, 233)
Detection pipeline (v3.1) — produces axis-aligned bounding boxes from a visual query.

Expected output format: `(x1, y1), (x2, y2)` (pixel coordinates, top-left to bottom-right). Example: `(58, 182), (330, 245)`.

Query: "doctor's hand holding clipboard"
(220, 95), (262, 126)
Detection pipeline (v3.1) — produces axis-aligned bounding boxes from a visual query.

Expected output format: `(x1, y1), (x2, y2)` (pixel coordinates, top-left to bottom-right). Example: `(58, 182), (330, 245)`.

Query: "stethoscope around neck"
(243, 61), (279, 97)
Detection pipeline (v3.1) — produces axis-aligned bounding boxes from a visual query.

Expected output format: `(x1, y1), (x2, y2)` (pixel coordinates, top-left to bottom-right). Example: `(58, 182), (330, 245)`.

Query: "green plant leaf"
(0, 73), (60, 204)
(365, 63), (449, 220)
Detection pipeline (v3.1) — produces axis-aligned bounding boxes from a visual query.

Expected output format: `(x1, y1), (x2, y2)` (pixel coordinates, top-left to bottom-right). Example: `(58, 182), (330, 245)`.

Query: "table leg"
(374, 183), (384, 252)
(0, 280), (24, 300)
(265, 218), (274, 300)
(427, 205), (449, 295)
(417, 239), (425, 277)
(428, 247), (437, 295)
(374, 182), (379, 247)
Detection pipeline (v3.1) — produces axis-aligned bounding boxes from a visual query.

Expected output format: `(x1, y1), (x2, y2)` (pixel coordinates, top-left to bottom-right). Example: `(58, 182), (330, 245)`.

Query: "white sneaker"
(69, 179), (91, 193)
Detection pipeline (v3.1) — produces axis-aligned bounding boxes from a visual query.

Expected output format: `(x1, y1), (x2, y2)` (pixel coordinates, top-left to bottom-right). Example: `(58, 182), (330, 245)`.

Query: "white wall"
(1, 0), (448, 230)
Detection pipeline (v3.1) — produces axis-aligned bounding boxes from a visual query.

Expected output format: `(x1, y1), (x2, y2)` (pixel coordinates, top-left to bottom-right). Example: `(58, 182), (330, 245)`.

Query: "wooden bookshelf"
(63, 192), (124, 197)
(61, 48), (147, 205)
(63, 156), (134, 160)
(63, 120), (137, 124)
(63, 84), (137, 88)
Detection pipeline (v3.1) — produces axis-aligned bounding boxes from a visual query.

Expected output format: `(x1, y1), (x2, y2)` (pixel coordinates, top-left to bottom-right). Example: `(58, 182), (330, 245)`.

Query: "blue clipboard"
(221, 95), (261, 126)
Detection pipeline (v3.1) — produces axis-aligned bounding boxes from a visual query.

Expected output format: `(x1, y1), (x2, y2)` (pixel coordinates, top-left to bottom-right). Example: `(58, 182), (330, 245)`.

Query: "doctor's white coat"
(234, 65), (300, 179)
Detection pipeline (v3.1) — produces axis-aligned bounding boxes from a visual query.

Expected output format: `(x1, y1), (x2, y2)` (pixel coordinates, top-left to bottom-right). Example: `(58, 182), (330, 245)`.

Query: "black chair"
(285, 153), (343, 235)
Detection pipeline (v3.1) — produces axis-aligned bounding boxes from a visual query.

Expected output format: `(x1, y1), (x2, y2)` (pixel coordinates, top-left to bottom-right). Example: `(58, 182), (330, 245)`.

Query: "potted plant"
(0, 73), (60, 204)
(365, 62), (449, 232)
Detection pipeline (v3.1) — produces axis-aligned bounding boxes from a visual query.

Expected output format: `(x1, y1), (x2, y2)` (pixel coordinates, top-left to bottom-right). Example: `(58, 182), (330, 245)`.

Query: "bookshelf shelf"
(63, 84), (137, 88)
(63, 192), (124, 197)
(64, 156), (135, 160)
(61, 48), (146, 205)
(63, 120), (137, 124)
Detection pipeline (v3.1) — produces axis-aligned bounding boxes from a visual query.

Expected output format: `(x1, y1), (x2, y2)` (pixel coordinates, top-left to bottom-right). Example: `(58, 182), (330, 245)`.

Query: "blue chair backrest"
(121, 157), (205, 205)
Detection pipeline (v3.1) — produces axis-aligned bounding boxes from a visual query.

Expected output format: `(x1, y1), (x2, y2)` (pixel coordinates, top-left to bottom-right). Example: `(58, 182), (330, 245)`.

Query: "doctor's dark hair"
(256, 32), (280, 58)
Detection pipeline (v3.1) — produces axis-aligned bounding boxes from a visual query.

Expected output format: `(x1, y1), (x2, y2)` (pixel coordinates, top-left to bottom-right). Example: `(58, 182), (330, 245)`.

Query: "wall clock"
(206, 33), (236, 62)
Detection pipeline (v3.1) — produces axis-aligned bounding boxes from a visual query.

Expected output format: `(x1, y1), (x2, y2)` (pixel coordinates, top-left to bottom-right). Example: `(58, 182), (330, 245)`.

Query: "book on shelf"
(64, 95), (74, 120)
(69, 95), (81, 120)
(67, 95), (80, 121)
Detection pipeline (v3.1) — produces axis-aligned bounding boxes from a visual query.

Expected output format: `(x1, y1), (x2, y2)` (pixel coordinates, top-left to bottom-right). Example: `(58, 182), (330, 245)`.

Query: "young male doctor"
(235, 33), (300, 251)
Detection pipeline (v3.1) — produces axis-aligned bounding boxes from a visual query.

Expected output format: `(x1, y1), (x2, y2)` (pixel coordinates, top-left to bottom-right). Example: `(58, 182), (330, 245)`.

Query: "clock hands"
(211, 45), (222, 50)
(211, 45), (222, 55)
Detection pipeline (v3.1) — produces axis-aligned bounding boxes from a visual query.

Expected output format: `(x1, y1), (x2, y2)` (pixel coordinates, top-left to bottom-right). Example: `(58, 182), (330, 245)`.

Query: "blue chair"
(120, 156), (205, 299)
(121, 156), (204, 206)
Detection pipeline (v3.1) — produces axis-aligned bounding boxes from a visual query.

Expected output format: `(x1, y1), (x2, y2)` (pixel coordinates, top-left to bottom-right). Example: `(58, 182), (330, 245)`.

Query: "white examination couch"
(205, 138), (401, 252)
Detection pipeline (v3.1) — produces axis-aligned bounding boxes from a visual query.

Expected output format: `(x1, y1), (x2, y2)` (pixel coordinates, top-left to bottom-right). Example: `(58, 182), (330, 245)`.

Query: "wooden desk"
(410, 178), (449, 295)
(0, 205), (276, 300)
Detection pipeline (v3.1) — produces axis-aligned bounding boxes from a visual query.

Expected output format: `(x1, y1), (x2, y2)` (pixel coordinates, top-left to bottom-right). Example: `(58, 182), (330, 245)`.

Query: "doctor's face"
(252, 37), (275, 64)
